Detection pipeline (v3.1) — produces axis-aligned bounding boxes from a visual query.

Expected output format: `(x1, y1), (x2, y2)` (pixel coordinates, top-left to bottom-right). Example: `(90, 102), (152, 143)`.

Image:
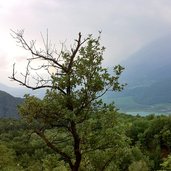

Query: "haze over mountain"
(120, 35), (171, 85)
(108, 35), (171, 114)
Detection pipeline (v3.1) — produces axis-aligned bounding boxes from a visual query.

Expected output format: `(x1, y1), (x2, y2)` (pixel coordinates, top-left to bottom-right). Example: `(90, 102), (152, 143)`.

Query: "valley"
(104, 35), (171, 115)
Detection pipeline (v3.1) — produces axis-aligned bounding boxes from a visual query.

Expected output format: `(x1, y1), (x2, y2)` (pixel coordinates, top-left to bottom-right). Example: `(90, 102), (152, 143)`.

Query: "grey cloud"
(0, 54), (8, 68)
(1, 0), (171, 85)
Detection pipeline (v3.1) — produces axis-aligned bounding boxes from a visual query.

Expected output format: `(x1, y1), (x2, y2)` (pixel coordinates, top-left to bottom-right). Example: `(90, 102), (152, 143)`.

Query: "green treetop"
(10, 30), (126, 171)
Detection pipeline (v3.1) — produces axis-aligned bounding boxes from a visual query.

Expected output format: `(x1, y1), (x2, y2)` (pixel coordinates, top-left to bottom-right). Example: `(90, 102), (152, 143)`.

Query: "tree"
(160, 154), (171, 171)
(10, 30), (125, 171)
(128, 160), (149, 171)
(0, 142), (23, 171)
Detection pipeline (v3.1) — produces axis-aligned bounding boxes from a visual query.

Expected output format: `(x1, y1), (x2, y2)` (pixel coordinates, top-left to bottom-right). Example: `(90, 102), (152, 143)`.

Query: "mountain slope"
(121, 35), (171, 87)
(0, 90), (23, 118)
(109, 35), (171, 113)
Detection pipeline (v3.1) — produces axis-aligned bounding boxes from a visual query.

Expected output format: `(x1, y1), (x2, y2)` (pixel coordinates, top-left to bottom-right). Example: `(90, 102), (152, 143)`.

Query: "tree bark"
(70, 121), (81, 171)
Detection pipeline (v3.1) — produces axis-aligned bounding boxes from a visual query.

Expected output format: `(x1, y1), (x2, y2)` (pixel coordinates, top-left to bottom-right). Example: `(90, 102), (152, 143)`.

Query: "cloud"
(0, 56), (8, 68)
(0, 51), (11, 85)
(1, 0), (171, 85)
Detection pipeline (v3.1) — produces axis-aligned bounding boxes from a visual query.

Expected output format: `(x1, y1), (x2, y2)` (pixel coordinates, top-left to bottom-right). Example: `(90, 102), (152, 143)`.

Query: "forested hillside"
(0, 90), (22, 118)
(0, 114), (171, 170)
(108, 36), (171, 114)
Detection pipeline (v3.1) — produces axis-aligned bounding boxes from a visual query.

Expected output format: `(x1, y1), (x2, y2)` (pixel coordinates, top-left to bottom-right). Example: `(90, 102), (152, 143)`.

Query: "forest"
(1, 113), (171, 171)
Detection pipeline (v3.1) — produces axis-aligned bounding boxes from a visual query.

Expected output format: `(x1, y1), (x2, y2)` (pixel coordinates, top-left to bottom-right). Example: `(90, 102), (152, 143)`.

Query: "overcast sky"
(1, 0), (171, 86)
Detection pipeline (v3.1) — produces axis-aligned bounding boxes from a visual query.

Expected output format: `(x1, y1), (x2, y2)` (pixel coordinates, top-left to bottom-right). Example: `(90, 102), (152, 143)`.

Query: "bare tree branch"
(11, 29), (68, 72)
(9, 68), (66, 95)
(67, 32), (89, 72)
(35, 129), (74, 169)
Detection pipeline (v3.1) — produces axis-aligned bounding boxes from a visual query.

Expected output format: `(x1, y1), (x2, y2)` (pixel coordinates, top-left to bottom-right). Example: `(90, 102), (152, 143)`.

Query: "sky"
(1, 0), (171, 86)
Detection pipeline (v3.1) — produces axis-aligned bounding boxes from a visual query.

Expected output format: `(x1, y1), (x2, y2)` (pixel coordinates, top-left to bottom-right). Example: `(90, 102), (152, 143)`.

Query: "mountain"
(0, 83), (46, 118)
(0, 90), (23, 118)
(107, 35), (171, 114)
(121, 35), (171, 87)
(0, 83), (48, 118)
(0, 83), (45, 98)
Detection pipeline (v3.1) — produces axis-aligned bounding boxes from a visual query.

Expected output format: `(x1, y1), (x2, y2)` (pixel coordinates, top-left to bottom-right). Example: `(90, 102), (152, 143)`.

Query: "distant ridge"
(121, 35), (171, 87)
(0, 90), (23, 118)
(107, 35), (171, 114)
(0, 83), (45, 98)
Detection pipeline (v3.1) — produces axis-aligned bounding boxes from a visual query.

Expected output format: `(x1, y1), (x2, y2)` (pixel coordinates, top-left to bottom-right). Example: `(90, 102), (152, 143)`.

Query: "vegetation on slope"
(1, 114), (171, 170)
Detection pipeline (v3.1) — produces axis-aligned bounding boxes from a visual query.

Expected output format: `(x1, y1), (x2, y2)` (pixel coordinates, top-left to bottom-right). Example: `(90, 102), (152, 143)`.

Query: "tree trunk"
(70, 121), (82, 171)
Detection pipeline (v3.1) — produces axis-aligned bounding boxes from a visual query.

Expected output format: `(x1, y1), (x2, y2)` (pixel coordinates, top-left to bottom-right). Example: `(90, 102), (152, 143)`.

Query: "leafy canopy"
(10, 31), (125, 171)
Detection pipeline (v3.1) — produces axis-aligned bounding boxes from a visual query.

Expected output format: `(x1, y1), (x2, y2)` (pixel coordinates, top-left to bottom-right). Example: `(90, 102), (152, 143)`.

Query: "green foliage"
(10, 32), (127, 170)
(0, 143), (15, 169)
(80, 112), (131, 170)
(1, 114), (171, 170)
(160, 155), (171, 170)
(128, 160), (149, 171)
(127, 117), (150, 145)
